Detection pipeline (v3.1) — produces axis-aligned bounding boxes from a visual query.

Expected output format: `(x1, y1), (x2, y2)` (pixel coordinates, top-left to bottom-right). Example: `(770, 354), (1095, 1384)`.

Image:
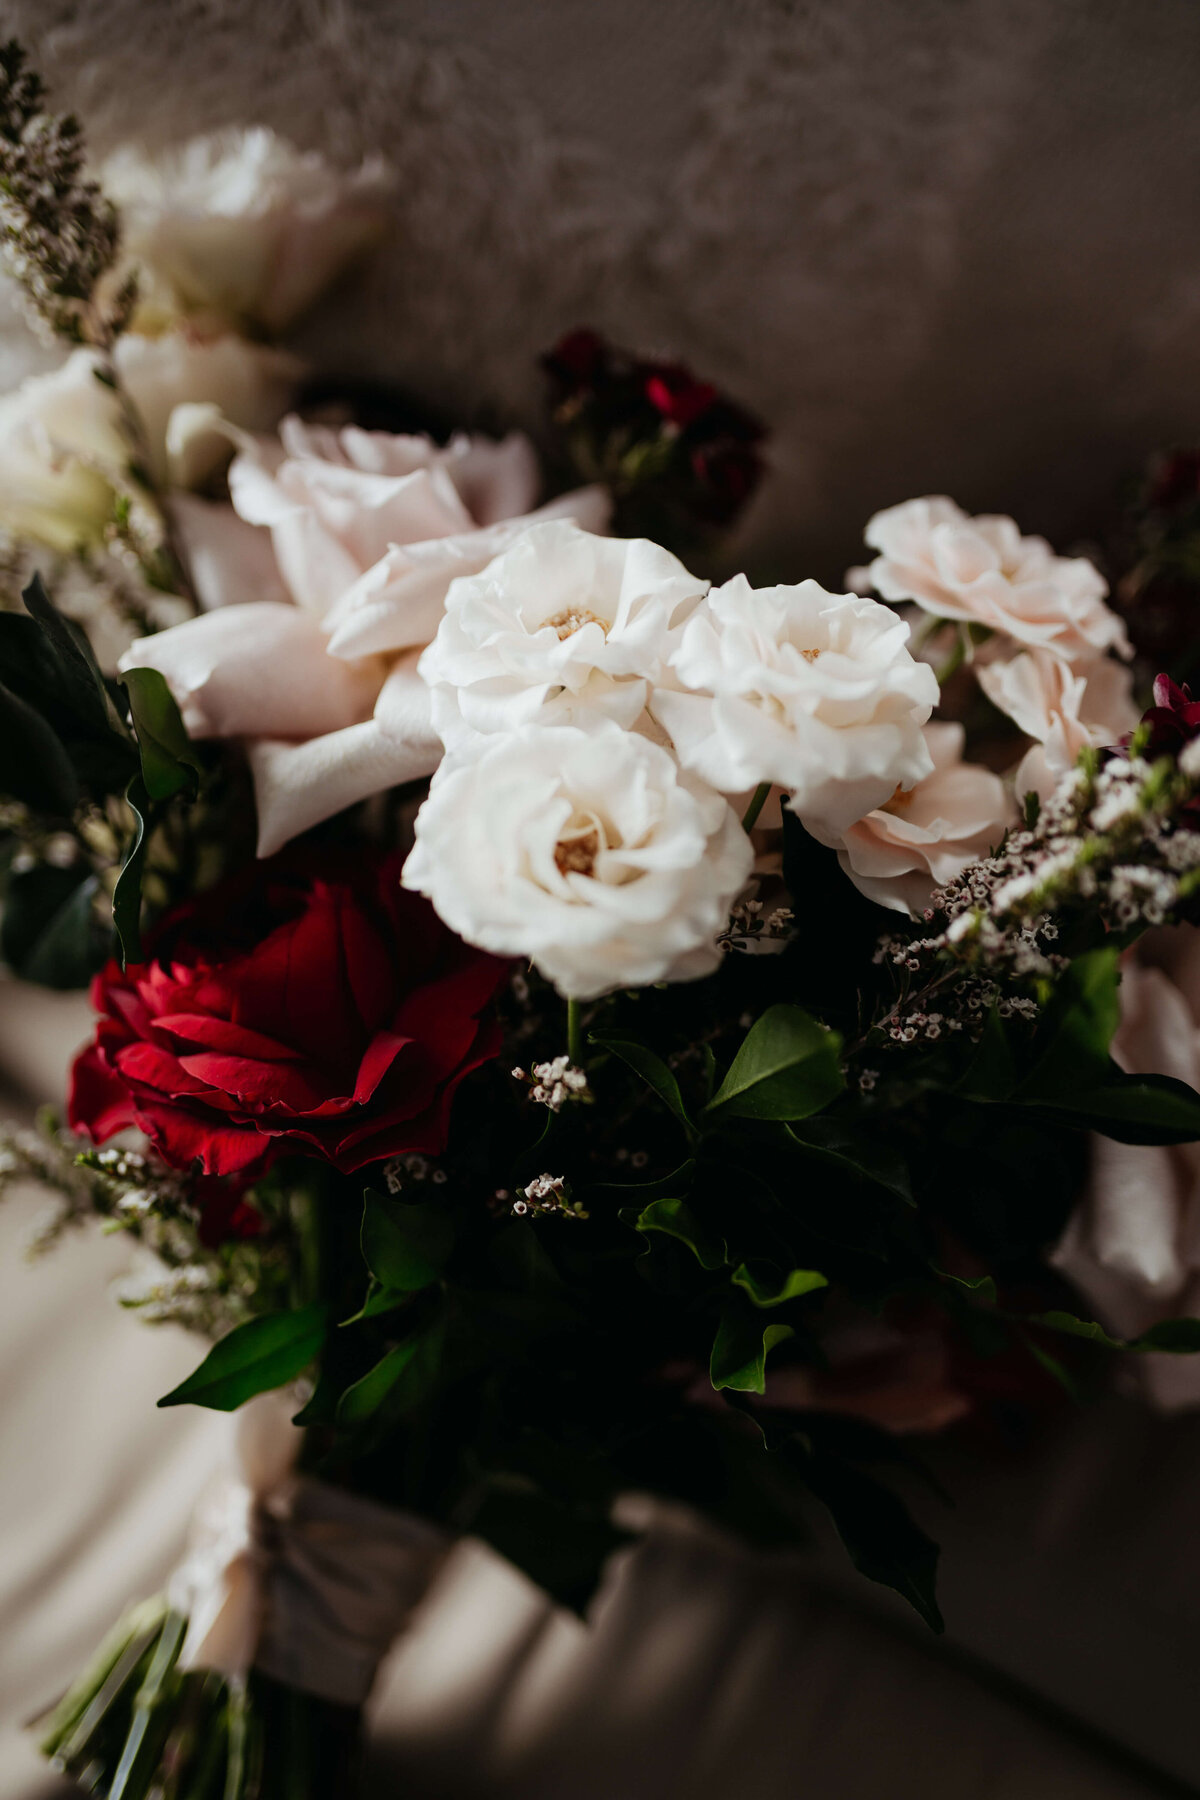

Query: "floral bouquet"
(3, 39), (1200, 1799)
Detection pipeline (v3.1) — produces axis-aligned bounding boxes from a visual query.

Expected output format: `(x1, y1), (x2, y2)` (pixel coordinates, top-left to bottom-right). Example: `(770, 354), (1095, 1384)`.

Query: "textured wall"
(2, 1), (1199, 573)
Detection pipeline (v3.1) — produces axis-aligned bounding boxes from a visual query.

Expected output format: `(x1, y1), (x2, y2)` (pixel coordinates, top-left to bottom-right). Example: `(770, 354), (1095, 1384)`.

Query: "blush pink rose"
(978, 647), (1139, 803)
(806, 722), (1014, 916)
(120, 417), (609, 855)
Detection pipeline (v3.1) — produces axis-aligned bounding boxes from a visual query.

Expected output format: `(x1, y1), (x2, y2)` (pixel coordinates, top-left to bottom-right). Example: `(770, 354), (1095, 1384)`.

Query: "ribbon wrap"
(167, 1394), (447, 1707)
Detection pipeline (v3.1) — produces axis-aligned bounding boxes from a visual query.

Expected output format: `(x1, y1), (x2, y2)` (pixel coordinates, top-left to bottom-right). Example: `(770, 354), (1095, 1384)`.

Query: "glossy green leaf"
(336, 1339), (421, 1427)
(798, 1450), (944, 1633)
(590, 1031), (693, 1128)
(1018, 948), (1120, 1099)
(361, 1191), (453, 1292)
(337, 1316), (447, 1427)
(1028, 1072), (1200, 1146)
(0, 679), (79, 813)
(786, 1119), (912, 1203)
(708, 1005), (843, 1121)
(20, 572), (129, 743)
(157, 1304), (327, 1410)
(121, 665), (202, 803)
(731, 1262), (828, 1308)
(625, 1196), (727, 1269)
(710, 1303), (794, 1392)
(934, 1266), (997, 1306)
(17, 873), (106, 989)
(1029, 1308), (1200, 1354)
(111, 773), (149, 966)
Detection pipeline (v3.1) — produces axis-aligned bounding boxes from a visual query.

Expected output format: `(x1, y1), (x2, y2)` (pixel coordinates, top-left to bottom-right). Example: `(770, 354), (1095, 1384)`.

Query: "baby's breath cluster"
(512, 1172), (589, 1220)
(512, 1056), (592, 1112)
(717, 895), (796, 954)
(872, 740), (1200, 1043)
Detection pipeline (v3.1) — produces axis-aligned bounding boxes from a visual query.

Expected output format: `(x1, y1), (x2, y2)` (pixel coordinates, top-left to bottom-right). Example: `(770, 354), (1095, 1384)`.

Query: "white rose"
(864, 495), (1130, 662)
(102, 128), (392, 335)
(0, 349), (128, 551)
(121, 420), (608, 857)
(419, 519), (706, 748)
(1052, 943), (1200, 1409)
(807, 723), (1014, 916)
(652, 574), (938, 833)
(977, 647), (1139, 803)
(401, 723), (753, 1000)
(114, 329), (303, 489)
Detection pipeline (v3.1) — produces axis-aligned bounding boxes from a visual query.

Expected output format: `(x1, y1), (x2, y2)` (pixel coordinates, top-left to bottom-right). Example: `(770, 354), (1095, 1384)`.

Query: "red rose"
(640, 364), (718, 429)
(69, 850), (507, 1177)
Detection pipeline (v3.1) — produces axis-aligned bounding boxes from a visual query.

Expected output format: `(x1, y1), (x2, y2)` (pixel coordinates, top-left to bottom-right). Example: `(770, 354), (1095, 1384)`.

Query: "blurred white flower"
(102, 127), (393, 335)
(652, 574), (938, 833)
(1052, 942), (1200, 1409)
(121, 419), (607, 856)
(402, 722), (753, 1000)
(864, 495), (1129, 662)
(978, 647), (1139, 803)
(420, 519), (705, 748)
(114, 329), (302, 488)
(0, 349), (127, 550)
(807, 722), (1014, 916)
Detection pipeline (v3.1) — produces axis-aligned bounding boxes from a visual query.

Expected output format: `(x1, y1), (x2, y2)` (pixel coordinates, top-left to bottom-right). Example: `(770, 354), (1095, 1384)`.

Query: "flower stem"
(933, 629), (967, 688)
(567, 997), (585, 1065)
(741, 782), (771, 833)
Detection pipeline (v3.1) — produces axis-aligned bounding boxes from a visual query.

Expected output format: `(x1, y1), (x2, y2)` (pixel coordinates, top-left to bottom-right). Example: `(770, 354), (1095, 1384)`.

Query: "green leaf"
(121, 666), (202, 803)
(798, 1451), (943, 1633)
(1018, 948), (1120, 1099)
(157, 1304), (327, 1410)
(731, 1262), (828, 1308)
(955, 1007), (1018, 1103)
(1028, 1072), (1200, 1146)
(589, 1031), (693, 1129)
(710, 1302), (794, 1392)
(708, 1005), (843, 1121)
(338, 1279), (412, 1327)
(933, 1266), (997, 1306)
(624, 1196), (727, 1270)
(361, 1191), (454, 1292)
(111, 773), (149, 966)
(0, 609), (135, 795)
(2, 864), (106, 988)
(464, 1481), (630, 1615)
(1027, 1308), (1200, 1354)
(20, 572), (130, 743)
(0, 679), (79, 813)
(336, 1339), (420, 1427)
(785, 1119), (912, 1204)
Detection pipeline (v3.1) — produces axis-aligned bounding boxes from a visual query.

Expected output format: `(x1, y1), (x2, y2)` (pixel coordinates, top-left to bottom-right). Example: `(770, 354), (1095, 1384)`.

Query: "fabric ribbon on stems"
(167, 1392), (448, 1708)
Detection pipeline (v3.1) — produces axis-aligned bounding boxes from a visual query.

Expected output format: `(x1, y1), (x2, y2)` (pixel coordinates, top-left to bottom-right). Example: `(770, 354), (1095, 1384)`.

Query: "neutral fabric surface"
(1, 983), (1196, 1800)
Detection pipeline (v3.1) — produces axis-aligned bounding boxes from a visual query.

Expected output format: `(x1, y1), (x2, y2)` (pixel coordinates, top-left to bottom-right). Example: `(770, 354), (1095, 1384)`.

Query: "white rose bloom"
(122, 418), (607, 857)
(102, 128), (392, 335)
(807, 723), (1014, 917)
(652, 574), (939, 834)
(864, 495), (1130, 662)
(977, 647), (1138, 803)
(419, 519), (706, 748)
(0, 350), (129, 551)
(114, 329), (302, 489)
(402, 723), (753, 1000)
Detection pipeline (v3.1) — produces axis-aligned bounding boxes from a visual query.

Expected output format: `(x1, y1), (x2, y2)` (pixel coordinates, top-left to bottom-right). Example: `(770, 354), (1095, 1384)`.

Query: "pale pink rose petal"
(249, 713), (440, 857)
(323, 485), (612, 661)
(170, 494), (291, 611)
(441, 431), (541, 526)
(979, 648), (1138, 802)
(118, 602), (382, 740)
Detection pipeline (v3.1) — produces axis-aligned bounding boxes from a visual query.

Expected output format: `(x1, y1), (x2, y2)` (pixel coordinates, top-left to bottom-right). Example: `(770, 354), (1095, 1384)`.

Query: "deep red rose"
(69, 850), (507, 1177)
(539, 328), (612, 401)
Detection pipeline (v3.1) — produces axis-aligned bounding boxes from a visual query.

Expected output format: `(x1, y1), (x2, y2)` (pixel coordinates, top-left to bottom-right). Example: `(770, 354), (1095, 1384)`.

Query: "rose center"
(545, 607), (608, 641)
(554, 826), (602, 877)
(798, 647), (821, 663)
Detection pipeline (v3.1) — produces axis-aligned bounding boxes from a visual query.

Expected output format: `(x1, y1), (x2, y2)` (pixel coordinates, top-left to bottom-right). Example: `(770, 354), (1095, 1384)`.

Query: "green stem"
(741, 782), (771, 833)
(908, 612), (944, 654)
(567, 997), (585, 1066)
(933, 629), (967, 688)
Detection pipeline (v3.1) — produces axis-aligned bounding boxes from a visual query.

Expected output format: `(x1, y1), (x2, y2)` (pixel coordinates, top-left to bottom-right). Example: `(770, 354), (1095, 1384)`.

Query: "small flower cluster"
(872, 730), (1200, 1042)
(717, 895), (796, 954)
(0, 41), (133, 344)
(511, 1172), (589, 1221)
(512, 1057), (592, 1112)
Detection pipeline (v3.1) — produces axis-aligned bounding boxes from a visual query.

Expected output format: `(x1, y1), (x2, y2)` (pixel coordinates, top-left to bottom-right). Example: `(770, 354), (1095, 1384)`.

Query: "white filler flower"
(864, 495), (1130, 662)
(420, 519), (706, 747)
(653, 574), (938, 833)
(402, 722), (753, 999)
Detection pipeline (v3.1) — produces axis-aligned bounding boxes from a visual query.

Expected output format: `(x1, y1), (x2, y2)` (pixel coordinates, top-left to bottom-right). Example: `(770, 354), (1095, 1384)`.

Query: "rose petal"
(249, 708), (440, 859)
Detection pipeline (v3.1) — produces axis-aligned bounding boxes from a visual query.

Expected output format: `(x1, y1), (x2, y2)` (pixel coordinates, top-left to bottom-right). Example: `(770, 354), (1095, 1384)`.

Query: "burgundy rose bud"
(1138, 672), (1200, 758)
(540, 328), (612, 402)
(641, 363), (718, 429)
(69, 848), (507, 1177)
(192, 1173), (264, 1248)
